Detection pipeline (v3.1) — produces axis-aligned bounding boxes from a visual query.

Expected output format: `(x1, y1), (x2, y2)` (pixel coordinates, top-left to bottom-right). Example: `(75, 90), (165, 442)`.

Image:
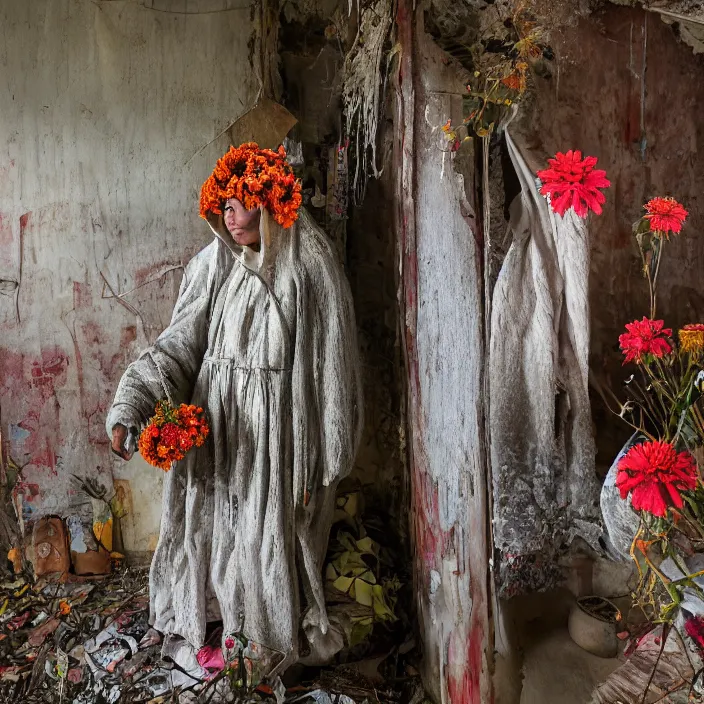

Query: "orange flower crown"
(199, 142), (303, 229)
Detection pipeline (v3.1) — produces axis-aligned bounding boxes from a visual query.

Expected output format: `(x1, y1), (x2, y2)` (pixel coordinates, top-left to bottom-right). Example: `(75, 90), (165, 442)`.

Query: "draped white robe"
(106, 208), (363, 674)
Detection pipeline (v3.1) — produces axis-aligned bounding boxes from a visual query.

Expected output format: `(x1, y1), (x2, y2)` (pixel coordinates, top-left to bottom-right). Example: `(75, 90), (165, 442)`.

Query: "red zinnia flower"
(616, 440), (698, 517)
(644, 197), (688, 238)
(618, 317), (672, 364)
(537, 150), (611, 218)
(685, 616), (704, 651)
(159, 423), (181, 449)
(224, 637), (235, 650)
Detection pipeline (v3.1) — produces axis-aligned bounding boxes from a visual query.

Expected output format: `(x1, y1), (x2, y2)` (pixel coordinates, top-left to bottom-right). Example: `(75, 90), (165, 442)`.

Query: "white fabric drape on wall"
(489, 132), (601, 595)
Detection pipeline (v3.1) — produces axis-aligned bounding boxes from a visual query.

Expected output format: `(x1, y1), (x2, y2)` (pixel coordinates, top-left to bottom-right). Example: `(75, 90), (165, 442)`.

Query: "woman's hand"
(111, 424), (135, 461)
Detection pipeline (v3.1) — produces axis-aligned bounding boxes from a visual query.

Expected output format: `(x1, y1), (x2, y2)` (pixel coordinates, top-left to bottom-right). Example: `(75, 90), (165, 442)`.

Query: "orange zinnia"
(679, 323), (704, 358)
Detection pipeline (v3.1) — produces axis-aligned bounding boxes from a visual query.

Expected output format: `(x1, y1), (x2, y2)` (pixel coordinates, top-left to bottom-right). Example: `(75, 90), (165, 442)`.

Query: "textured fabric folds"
(106, 208), (363, 674)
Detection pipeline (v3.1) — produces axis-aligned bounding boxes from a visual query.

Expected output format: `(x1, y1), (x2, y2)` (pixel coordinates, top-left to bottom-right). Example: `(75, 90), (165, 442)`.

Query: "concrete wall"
(512, 4), (704, 473)
(0, 0), (258, 553)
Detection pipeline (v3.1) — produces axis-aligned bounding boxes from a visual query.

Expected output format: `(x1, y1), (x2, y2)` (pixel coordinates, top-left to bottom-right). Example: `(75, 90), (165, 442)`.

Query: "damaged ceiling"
(423, 0), (704, 59)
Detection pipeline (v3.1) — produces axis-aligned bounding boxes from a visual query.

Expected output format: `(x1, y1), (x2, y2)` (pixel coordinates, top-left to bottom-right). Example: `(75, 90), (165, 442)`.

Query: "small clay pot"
(568, 596), (620, 658)
(31, 516), (70, 578)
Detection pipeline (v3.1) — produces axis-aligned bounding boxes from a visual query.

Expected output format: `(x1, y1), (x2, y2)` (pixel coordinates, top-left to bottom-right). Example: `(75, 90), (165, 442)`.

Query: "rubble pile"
(0, 567), (421, 703)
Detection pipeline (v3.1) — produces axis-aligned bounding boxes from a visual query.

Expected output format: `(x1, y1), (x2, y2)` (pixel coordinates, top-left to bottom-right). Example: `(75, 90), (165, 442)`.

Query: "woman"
(107, 143), (363, 679)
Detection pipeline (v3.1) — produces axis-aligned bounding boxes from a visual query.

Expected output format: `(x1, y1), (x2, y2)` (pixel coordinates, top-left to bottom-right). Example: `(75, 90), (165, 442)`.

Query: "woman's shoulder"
(180, 240), (233, 294)
(187, 239), (231, 273)
(294, 209), (343, 278)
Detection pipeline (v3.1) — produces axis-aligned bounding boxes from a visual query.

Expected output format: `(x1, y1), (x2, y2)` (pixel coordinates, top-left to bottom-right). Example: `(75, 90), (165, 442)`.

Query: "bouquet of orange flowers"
(138, 400), (209, 471)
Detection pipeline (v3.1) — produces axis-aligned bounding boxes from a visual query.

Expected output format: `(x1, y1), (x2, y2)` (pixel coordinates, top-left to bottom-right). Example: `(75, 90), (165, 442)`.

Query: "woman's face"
(223, 198), (261, 246)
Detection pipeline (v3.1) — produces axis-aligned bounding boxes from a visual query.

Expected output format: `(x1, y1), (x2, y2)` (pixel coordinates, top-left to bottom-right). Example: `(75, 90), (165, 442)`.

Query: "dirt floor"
(509, 562), (632, 704)
(519, 621), (621, 704)
(0, 567), (425, 704)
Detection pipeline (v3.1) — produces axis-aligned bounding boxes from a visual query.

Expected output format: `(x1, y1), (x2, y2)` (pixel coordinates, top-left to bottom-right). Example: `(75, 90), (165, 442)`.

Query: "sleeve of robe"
(291, 212), (364, 503)
(105, 244), (216, 437)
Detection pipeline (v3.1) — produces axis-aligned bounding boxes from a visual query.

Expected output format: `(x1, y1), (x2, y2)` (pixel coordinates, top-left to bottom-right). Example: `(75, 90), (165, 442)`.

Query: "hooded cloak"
(106, 207), (363, 674)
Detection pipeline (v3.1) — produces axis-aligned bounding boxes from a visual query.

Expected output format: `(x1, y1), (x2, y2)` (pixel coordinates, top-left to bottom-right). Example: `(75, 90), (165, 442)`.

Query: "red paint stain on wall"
(446, 582), (486, 704)
(81, 320), (102, 346)
(0, 348), (69, 397)
(121, 325), (137, 346)
(30, 353), (69, 401)
(29, 441), (58, 476)
(0, 212), (13, 248)
(19, 212), (31, 232)
(88, 405), (110, 445)
(81, 321), (124, 381)
(73, 281), (91, 310)
(0, 346), (69, 474)
(134, 259), (176, 287)
(75, 321), (139, 434)
(0, 348), (24, 381)
(17, 412), (39, 438)
(413, 475), (447, 566)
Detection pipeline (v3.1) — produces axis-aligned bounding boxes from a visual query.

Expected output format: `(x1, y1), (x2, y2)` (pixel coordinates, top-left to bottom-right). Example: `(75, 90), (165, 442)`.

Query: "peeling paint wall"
(396, 6), (491, 701)
(512, 3), (704, 474)
(0, 0), (258, 552)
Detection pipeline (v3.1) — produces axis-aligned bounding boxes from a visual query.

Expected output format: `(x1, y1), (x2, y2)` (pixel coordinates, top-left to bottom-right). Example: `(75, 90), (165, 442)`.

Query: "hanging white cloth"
(489, 132), (601, 595)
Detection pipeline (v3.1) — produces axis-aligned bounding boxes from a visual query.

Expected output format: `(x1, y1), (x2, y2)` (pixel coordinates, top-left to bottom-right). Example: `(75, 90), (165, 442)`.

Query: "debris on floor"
(589, 625), (703, 704)
(0, 567), (426, 703)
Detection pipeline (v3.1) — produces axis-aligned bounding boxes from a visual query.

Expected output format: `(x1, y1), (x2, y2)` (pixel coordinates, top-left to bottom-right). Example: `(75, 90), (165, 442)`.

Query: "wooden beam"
(394, 4), (493, 702)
